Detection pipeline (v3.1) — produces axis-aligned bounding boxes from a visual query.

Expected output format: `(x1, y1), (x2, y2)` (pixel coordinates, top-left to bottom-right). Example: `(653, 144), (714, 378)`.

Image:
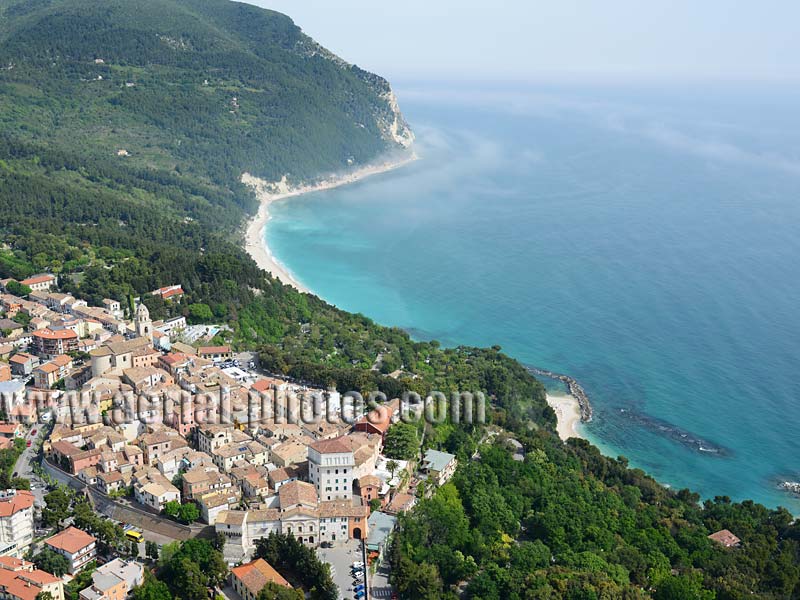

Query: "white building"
(44, 526), (97, 573)
(0, 490), (35, 557)
(308, 437), (355, 501)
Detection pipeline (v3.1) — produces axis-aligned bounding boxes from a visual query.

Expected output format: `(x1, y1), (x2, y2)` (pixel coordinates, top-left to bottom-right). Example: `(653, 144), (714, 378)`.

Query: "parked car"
(352, 562), (364, 569)
(26, 440), (31, 447)
(354, 584), (365, 592)
(354, 592), (365, 600)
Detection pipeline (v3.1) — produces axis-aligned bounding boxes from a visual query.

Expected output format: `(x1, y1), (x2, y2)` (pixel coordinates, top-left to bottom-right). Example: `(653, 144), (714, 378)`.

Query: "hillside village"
(0, 273), (458, 599)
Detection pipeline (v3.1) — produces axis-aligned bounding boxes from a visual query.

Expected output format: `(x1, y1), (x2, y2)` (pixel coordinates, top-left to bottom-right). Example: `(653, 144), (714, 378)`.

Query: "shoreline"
(528, 366), (593, 421)
(243, 152), (418, 293)
(546, 392), (585, 441)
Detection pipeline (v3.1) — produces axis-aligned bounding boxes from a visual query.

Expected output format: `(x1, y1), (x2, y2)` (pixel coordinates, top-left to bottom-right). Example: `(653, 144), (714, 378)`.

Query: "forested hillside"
(0, 2), (798, 598)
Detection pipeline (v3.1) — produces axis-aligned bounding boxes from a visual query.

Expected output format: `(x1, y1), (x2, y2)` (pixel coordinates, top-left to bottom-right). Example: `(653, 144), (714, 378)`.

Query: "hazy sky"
(247, 1), (799, 83)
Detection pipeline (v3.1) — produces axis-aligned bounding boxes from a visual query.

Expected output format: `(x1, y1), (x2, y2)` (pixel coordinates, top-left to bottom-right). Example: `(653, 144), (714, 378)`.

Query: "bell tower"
(135, 302), (152, 342)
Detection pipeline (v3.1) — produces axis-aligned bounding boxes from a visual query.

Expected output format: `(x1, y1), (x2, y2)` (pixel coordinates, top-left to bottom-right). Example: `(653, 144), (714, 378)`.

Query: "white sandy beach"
(243, 153), (417, 293)
(546, 392), (585, 441)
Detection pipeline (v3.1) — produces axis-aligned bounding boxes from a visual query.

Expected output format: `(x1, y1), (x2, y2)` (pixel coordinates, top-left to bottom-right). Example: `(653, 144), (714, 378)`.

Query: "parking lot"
(317, 539), (366, 599)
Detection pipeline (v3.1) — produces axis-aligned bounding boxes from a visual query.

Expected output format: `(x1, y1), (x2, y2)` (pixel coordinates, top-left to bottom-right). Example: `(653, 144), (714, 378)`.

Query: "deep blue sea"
(266, 82), (800, 512)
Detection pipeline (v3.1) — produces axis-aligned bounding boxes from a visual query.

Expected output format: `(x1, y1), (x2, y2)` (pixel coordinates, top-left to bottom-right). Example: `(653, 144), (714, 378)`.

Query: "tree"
(36, 593), (54, 600)
(132, 577), (172, 600)
(383, 423), (418, 460)
(170, 559), (208, 600)
(6, 281), (31, 296)
(166, 538), (228, 589)
(257, 582), (304, 600)
(386, 460), (399, 480)
(32, 548), (70, 577)
(178, 502), (200, 523)
(254, 534), (337, 600)
(653, 575), (715, 600)
(396, 560), (443, 600)
(211, 532), (226, 552)
(370, 498), (382, 512)
(41, 487), (71, 528)
(145, 541), (159, 560)
(164, 500), (181, 518)
(187, 303), (214, 323)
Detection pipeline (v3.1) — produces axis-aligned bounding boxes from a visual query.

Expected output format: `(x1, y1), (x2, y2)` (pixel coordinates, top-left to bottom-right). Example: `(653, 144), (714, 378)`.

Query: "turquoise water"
(266, 82), (800, 511)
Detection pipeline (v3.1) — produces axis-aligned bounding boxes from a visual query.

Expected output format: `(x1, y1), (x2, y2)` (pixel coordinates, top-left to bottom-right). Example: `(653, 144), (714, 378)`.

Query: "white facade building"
(307, 437), (355, 501)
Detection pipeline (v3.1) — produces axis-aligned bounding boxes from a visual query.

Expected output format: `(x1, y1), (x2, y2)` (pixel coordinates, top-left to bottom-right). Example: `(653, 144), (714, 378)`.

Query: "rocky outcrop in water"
(527, 366), (593, 422)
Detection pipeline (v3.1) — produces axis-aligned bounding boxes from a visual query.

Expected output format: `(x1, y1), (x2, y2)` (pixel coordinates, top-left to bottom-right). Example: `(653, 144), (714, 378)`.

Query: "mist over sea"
(265, 81), (800, 511)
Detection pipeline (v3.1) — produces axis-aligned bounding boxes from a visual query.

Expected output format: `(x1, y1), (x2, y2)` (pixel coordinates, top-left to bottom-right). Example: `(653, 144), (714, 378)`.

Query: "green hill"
(0, 0), (412, 191)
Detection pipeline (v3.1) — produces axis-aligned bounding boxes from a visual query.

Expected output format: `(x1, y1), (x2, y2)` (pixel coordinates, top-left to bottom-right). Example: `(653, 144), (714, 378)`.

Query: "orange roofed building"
(19, 274), (55, 292)
(0, 556), (64, 600)
(230, 558), (292, 600)
(354, 398), (400, 440)
(0, 490), (35, 557)
(44, 526), (97, 573)
(198, 346), (232, 362)
(32, 329), (78, 359)
(708, 529), (741, 548)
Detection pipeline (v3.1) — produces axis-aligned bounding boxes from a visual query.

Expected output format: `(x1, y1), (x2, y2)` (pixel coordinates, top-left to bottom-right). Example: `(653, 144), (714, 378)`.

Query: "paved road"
(370, 563), (394, 599)
(13, 426), (47, 507)
(318, 539), (364, 600)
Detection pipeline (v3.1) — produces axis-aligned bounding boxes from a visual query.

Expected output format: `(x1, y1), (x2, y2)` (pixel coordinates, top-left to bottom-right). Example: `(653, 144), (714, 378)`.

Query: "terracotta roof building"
(0, 490), (35, 557)
(230, 558), (291, 600)
(44, 526), (97, 573)
(19, 274), (55, 292)
(0, 556), (63, 600)
(708, 529), (741, 547)
(32, 328), (78, 358)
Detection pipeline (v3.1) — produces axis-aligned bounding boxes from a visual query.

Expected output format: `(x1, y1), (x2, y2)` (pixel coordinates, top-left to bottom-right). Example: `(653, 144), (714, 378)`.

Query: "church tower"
(135, 302), (152, 342)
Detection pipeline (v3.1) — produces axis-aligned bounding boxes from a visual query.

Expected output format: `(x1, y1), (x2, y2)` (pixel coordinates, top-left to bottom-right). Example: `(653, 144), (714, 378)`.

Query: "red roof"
(0, 490), (35, 517)
(355, 404), (394, 435)
(231, 558), (291, 594)
(708, 529), (741, 547)
(152, 285), (184, 299)
(309, 436), (352, 455)
(160, 352), (190, 366)
(52, 354), (72, 367)
(45, 526), (96, 554)
(20, 274), (54, 286)
(0, 555), (26, 569)
(32, 329), (77, 340)
(198, 346), (230, 354)
(0, 423), (21, 435)
(9, 354), (34, 365)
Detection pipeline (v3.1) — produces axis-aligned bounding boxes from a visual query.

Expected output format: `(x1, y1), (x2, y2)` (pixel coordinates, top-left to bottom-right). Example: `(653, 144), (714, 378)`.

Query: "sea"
(265, 81), (800, 512)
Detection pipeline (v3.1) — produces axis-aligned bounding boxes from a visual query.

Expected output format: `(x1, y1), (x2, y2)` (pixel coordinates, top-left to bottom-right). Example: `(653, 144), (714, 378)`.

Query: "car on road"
(30, 429), (37, 436)
(26, 440), (30, 447)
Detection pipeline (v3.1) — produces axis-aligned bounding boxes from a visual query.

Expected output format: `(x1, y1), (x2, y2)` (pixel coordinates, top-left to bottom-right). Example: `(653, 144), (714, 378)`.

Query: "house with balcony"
(44, 527), (97, 573)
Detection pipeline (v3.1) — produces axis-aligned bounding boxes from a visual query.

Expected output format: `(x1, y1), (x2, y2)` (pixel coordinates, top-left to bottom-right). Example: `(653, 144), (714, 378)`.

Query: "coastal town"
(0, 273), (459, 600)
